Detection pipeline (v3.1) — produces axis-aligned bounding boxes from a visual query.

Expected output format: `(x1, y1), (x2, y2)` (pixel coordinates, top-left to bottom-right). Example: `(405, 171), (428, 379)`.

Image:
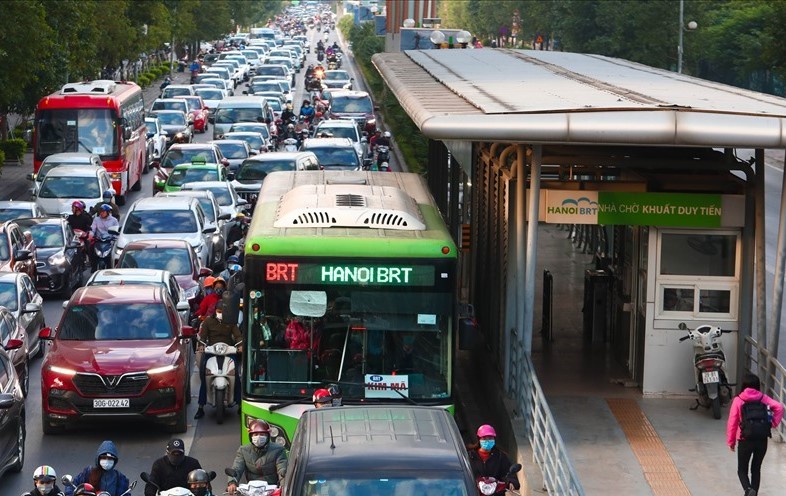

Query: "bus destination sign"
(265, 262), (436, 286)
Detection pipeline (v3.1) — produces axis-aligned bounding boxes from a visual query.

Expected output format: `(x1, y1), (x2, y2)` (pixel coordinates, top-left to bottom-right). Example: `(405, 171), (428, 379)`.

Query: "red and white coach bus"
(34, 80), (146, 205)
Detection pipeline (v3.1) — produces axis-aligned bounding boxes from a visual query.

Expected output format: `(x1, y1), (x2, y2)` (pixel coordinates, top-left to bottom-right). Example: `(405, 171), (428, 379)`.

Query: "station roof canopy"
(372, 49), (786, 148)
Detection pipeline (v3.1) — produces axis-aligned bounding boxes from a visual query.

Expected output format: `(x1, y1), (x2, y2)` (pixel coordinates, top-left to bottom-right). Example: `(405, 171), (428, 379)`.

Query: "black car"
(0, 306), (30, 397)
(0, 341), (25, 479)
(15, 217), (85, 297)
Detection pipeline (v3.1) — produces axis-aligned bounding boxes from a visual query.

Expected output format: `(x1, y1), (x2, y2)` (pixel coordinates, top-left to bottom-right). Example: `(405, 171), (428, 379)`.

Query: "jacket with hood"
(726, 388), (785, 446)
(66, 440), (130, 496)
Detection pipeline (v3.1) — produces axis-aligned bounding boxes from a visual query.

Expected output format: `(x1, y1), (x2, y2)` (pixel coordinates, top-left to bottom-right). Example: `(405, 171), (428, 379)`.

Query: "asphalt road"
(1, 25), (355, 495)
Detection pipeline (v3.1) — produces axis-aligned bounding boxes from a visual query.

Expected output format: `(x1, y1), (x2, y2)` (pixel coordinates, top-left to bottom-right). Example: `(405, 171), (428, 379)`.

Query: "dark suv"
(39, 284), (196, 433)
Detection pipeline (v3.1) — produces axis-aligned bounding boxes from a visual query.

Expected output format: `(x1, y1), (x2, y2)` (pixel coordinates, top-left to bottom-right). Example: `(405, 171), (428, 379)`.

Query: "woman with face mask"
(65, 440), (129, 496)
(24, 466), (65, 496)
(467, 425), (519, 495)
(226, 420), (288, 495)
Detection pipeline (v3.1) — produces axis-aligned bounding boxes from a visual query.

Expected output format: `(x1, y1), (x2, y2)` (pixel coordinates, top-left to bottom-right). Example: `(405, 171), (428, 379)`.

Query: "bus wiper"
(268, 395), (312, 412)
(328, 380), (443, 407)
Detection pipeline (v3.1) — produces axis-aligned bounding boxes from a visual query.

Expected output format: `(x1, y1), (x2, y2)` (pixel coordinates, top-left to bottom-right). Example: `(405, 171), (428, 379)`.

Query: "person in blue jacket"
(66, 440), (129, 496)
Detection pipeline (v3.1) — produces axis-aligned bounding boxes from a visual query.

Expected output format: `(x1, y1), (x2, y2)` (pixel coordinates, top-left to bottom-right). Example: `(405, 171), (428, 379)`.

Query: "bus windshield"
(36, 108), (118, 160)
(244, 261), (453, 402)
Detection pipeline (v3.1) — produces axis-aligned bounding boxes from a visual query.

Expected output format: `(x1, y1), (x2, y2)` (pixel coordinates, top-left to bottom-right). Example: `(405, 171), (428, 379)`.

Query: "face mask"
(190, 487), (208, 496)
(251, 434), (268, 448)
(167, 452), (185, 466)
(215, 312), (223, 321)
(215, 288), (225, 296)
(36, 483), (54, 495)
(99, 459), (115, 470)
(479, 439), (495, 451)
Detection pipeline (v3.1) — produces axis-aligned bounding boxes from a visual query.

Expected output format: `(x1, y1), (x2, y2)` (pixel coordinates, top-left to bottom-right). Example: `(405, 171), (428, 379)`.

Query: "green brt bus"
(241, 171), (458, 446)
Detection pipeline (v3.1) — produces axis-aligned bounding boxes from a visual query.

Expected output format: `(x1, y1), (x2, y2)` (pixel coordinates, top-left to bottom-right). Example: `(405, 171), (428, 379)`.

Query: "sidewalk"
(0, 71), (191, 203)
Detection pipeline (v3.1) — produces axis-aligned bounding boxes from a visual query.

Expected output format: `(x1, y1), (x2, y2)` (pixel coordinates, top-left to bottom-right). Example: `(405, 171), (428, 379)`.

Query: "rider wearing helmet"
(187, 469), (214, 496)
(90, 190), (120, 219)
(219, 255), (242, 281)
(25, 466), (64, 496)
(375, 131), (391, 148)
(67, 200), (93, 233)
(312, 388), (332, 408)
(90, 204), (119, 238)
(73, 484), (96, 496)
(66, 440), (129, 496)
(467, 425), (519, 495)
(227, 420), (288, 494)
(195, 277), (226, 318)
(281, 103), (295, 124)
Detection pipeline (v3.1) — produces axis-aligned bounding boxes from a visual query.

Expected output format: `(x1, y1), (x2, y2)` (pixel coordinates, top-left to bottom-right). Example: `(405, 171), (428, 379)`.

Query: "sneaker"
(194, 407), (205, 419)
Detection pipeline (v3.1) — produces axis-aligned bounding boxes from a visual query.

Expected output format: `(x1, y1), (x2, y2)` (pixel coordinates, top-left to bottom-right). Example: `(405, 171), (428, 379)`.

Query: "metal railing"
(743, 336), (786, 442)
(509, 329), (585, 495)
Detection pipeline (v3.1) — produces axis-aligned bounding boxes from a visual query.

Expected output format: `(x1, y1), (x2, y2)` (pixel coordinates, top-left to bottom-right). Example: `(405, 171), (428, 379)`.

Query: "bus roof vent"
(60, 80), (117, 95)
(274, 184), (426, 230)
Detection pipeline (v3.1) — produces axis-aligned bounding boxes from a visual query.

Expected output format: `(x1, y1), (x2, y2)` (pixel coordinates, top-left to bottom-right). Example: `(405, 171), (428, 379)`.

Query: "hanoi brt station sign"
(539, 190), (745, 227)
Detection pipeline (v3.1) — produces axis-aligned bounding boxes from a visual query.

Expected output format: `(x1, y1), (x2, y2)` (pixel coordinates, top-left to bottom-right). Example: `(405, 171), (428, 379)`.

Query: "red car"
(39, 284), (196, 434)
(176, 95), (210, 133)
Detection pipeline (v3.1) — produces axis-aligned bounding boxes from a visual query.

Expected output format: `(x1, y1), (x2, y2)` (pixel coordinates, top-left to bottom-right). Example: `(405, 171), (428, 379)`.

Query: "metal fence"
(509, 328), (586, 495)
(743, 336), (786, 442)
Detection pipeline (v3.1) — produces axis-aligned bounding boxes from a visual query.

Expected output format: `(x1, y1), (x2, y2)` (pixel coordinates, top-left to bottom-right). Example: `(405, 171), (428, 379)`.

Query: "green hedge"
(138, 75), (151, 88)
(0, 149), (5, 165)
(0, 139), (27, 161)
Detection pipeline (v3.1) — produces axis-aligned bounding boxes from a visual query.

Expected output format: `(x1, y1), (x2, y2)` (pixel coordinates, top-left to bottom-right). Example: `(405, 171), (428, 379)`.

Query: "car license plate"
(702, 371), (719, 384)
(93, 398), (130, 408)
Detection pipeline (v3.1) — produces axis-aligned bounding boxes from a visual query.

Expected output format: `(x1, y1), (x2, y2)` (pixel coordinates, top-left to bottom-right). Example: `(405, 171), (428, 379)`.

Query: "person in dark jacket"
(67, 201), (93, 234)
(144, 438), (202, 496)
(467, 424), (519, 495)
(66, 440), (130, 496)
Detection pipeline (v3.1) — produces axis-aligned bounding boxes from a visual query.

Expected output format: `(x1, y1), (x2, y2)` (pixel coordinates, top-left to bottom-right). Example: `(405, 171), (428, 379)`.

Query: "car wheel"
(21, 361), (29, 398)
(169, 404), (188, 433)
(9, 414), (25, 472)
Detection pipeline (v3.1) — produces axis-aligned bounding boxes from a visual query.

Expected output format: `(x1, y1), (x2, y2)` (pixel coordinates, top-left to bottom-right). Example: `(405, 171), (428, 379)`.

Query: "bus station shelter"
(372, 48), (786, 494)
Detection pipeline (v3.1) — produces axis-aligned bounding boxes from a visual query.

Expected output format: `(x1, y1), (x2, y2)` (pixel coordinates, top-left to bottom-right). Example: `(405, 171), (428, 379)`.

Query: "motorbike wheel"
(216, 388), (226, 424)
(711, 396), (721, 419)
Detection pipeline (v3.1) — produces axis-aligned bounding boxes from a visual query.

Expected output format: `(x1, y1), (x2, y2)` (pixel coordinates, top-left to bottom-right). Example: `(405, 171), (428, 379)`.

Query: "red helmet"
(477, 424), (497, 438)
(248, 419), (271, 435)
(75, 483), (97, 496)
(312, 388), (332, 405)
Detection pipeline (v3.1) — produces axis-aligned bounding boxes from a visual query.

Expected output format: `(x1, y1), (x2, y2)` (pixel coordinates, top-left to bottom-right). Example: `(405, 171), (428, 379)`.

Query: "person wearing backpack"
(726, 373), (784, 496)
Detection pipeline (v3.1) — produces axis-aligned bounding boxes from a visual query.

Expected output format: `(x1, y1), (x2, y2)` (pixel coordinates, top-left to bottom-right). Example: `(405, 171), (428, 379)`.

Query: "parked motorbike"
(225, 468), (280, 496)
(476, 463), (522, 495)
(678, 322), (733, 419)
(141, 470), (216, 496)
(197, 339), (241, 424)
(92, 232), (116, 271)
(62, 474), (137, 496)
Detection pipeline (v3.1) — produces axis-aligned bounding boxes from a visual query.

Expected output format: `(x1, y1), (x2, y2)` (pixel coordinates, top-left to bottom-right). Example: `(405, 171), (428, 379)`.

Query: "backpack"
(740, 397), (771, 440)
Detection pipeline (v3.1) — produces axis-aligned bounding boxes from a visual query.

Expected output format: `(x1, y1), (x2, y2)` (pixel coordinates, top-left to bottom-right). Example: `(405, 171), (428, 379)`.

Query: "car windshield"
(59, 303), (173, 340)
(325, 71), (349, 81)
(215, 108), (265, 125)
(119, 248), (192, 275)
(308, 147), (360, 168)
(195, 89), (224, 101)
(168, 168), (220, 187)
(237, 159), (294, 180)
(151, 101), (188, 114)
(215, 142), (249, 159)
(266, 99), (282, 111)
(0, 282), (17, 311)
(256, 66), (286, 76)
(162, 87), (192, 98)
(227, 134), (264, 151)
(0, 208), (31, 222)
(161, 149), (215, 169)
(203, 80), (227, 90)
(35, 108), (119, 160)
(300, 474), (469, 496)
(181, 97), (201, 111)
(251, 82), (281, 92)
(332, 96), (373, 114)
(189, 186), (232, 206)
(39, 176), (100, 199)
(318, 127), (356, 141)
(24, 224), (64, 248)
(231, 124), (270, 139)
(123, 210), (198, 234)
(156, 113), (186, 126)
(146, 121), (159, 134)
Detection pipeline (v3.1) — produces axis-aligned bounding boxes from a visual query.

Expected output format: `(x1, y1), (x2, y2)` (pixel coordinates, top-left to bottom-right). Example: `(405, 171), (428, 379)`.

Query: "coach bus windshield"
(245, 261), (454, 402)
(36, 109), (118, 160)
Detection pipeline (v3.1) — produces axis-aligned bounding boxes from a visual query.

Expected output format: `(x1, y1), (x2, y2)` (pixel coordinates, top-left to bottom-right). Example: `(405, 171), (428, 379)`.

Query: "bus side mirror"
(123, 127), (132, 140)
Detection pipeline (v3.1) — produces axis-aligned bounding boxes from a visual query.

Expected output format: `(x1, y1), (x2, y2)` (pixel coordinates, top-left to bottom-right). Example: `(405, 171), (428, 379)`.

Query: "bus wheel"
(116, 194), (126, 206)
(131, 178), (142, 191)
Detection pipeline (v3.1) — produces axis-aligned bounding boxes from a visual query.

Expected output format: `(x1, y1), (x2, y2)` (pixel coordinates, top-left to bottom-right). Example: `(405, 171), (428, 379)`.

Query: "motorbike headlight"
(48, 253), (67, 266)
(114, 247), (123, 257)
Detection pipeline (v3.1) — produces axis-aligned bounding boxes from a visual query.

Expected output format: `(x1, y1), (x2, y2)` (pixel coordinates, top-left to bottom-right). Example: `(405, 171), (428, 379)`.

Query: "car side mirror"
(0, 393), (15, 409)
(14, 249), (31, 261)
(23, 302), (42, 314)
(26, 173), (35, 181)
(39, 327), (55, 340)
(198, 267), (213, 277)
(180, 325), (197, 338)
(176, 301), (190, 312)
(202, 226), (217, 234)
(3, 338), (23, 351)
(249, 150), (259, 156)
(108, 227), (120, 236)
(218, 213), (231, 221)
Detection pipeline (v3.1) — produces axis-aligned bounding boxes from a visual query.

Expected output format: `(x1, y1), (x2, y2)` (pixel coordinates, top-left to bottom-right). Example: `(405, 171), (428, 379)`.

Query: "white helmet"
(383, 131), (391, 138)
(33, 465), (57, 482)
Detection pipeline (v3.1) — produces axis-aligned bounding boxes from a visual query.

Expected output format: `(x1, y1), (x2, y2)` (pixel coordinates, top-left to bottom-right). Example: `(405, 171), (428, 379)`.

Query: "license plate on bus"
(702, 371), (719, 384)
(93, 398), (130, 408)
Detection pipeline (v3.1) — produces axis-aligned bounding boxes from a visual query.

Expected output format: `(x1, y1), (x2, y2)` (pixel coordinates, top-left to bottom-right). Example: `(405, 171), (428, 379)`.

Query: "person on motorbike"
(299, 99), (315, 124)
(316, 40), (325, 52)
(88, 204), (119, 271)
(332, 41), (340, 52)
(375, 131), (391, 149)
(194, 301), (243, 419)
(73, 484), (96, 496)
(467, 425), (519, 495)
(187, 469), (214, 496)
(219, 255), (242, 281)
(227, 420), (288, 495)
(144, 439), (202, 496)
(160, 76), (172, 93)
(195, 277), (226, 319)
(280, 103), (295, 124)
(304, 64), (315, 82)
(24, 466), (65, 496)
(66, 440), (130, 496)
(67, 200), (93, 234)
(90, 190), (120, 220)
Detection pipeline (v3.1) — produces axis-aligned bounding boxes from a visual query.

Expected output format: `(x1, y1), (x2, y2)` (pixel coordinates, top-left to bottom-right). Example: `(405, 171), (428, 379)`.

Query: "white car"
(159, 190), (230, 261)
(313, 119), (368, 164)
(112, 196), (217, 269)
(145, 117), (168, 163)
(194, 88), (226, 117)
(266, 79), (293, 104)
(180, 181), (249, 220)
(34, 165), (113, 216)
(201, 77), (234, 97)
(28, 152), (103, 197)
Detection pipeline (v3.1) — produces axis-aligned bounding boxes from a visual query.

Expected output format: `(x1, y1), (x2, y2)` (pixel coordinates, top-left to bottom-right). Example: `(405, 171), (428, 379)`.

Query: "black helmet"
(327, 384), (343, 406)
(188, 468), (211, 484)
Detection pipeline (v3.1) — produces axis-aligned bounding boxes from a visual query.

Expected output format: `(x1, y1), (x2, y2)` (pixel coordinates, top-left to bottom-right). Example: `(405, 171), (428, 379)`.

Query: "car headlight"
(49, 365), (76, 377)
(114, 247), (123, 257)
(175, 132), (184, 139)
(183, 286), (199, 300)
(148, 364), (177, 375)
(48, 253), (67, 265)
(195, 244), (204, 253)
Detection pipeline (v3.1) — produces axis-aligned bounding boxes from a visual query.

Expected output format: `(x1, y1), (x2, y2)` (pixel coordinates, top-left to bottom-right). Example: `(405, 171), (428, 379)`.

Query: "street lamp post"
(677, 0), (698, 74)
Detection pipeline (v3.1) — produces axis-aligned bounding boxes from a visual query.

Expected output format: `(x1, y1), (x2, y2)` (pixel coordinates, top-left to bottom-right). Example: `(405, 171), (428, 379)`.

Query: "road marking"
(606, 398), (691, 496)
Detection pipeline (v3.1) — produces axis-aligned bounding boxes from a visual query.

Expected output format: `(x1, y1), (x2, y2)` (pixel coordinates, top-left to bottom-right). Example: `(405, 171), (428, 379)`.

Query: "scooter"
(92, 232), (116, 271)
(62, 475), (137, 496)
(140, 470), (216, 496)
(477, 463), (522, 495)
(282, 137), (298, 152)
(198, 339), (241, 424)
(225, 468), (280, 496)
(678, 322), (733, 419)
